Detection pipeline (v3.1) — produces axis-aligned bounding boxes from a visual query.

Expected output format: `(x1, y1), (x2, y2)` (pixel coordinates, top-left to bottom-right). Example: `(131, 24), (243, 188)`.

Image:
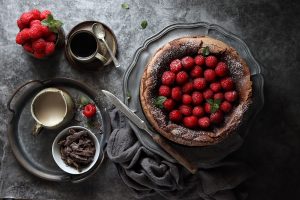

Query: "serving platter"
(7, 77), (110, 182)
(123, 22), (264, 162)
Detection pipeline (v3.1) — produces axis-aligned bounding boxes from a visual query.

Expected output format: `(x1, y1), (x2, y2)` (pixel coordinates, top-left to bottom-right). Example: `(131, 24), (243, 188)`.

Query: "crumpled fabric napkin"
(106, 108), (253, 200)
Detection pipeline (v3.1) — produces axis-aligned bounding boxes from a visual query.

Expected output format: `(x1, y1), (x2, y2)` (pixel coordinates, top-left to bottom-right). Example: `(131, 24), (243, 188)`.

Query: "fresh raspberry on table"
(194, 55), (205, 66)
(204, 102), (211, 113)
(214, 92), (224, 101)
(203, 89), (214, 99)
(192, 106), (205, 117)
(30, 9), (41, 20)
(220, 101), (232, 113)
(20, 28), (31, 41)
(15, 32), (25, 45)
(32, 38), (46, 53)
(169, 59), (182, 73)
(161, 71), (176, 85)
(182, 82), (193, 94)
(83, 103), (97, 118)
(221, 77), (234, 91)
(215, 62), (229, 77)
(41, 25), (51, 37)
(159, 85), (171, 97)
(224, 91), (238, 102)
(193, 78), (206, 90)
(40, 10), (51, 20)
(30, 25), (44, 39)
(198, 117), (211, 128)
(182, 94), (193, 105)
(183, 116), (198, 129)
(30, 19), (41, 27)
(45, 42), (55, 56)
(46, 33), (57, 42)
(23, 42), (33, 53)
(163, 99), (176, 111)
(176, 71), (189, 85)
(169, 110), (182, 123)
(192, 91), (203, 105)
(20, 12), (34, 26)
(181, 56), (195, 70)
(204, 69), (216, 82)
(179, 105), (193, 116)
(205, 55), (218, 68)
(210, 82), (222, 93)
(171, 86), (182, 101)
(190, 65), (203, 78)
(210, 110), (224, 124)
(17, 19), (26, 30)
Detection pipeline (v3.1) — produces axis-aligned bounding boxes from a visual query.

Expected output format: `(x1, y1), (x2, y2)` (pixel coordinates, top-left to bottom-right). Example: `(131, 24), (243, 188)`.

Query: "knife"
(102, 90), (198, 174)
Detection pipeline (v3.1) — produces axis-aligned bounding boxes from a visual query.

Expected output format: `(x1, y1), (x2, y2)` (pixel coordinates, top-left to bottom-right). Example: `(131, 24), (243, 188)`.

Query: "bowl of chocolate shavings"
(52, 126), (100, 174)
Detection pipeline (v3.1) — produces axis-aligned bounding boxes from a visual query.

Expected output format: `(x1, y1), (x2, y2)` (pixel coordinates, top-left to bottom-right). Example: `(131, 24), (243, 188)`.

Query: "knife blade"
(102, 90), (198, 174)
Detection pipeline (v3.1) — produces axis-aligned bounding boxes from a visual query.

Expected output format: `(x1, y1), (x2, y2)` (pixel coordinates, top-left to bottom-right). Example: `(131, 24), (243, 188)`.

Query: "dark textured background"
(0, 0), (300, 199)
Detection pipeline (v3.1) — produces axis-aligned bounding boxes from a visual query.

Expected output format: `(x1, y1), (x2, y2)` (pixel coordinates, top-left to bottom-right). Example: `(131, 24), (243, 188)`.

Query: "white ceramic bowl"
(52, 126), (100, 174)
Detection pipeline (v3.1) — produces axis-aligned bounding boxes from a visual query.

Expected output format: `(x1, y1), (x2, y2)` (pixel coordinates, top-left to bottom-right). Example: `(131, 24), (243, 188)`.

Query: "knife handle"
(152, 134), (198, 174)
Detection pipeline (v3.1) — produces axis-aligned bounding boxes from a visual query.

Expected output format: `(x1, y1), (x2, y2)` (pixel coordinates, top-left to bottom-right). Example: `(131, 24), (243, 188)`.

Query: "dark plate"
(7, 77), (110, 182)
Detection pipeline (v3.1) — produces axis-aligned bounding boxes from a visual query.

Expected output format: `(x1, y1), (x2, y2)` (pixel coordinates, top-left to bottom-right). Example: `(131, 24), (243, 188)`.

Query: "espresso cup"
(31, 88), (74, 135)
(68, 30), (107, 63)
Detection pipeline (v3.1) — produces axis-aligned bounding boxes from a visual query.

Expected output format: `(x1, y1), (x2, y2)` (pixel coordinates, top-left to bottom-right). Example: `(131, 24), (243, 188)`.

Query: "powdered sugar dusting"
(224, 54), (244, 80)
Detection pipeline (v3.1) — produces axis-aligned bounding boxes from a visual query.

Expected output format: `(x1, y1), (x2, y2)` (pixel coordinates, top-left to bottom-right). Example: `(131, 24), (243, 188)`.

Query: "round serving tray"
(122, 22), (264, 162)
(7, 77), (110, 182)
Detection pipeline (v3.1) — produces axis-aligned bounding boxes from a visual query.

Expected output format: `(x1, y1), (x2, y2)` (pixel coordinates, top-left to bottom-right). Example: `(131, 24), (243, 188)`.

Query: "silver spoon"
(92, 23), (120, 68)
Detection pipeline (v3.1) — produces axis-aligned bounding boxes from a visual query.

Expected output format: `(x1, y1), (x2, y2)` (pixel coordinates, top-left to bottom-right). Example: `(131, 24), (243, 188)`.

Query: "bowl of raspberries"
(15, 9), (64, 59)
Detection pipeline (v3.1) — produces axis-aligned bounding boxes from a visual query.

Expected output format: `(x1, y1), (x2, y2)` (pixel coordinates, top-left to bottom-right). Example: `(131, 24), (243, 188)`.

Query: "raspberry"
(41, 25), (51, 37)
(224, 91), (238, 102)
(169, 110), (182, 123)
(171, 87), (182, 101)
(205, 55), (218, 68)
(183, 116), (198, 129)
(220, 77), (234, 91)
(215, 62), (229, 77)
(204, 69), (216, 82)
(161, 71), (176, 86)
(163, 99), (176, 111)
(194, 55), (205, 65)
(20, 28), (31, 42)
(210, 110), (224, 124)
(182, 82), (193, 94)
(159, 85), (171, 97)
(179, 105), (192, 116)
(30, 9), (41, 20)
(46, 33), (57, 42)
(33, 51), (45, 59)
(45, 42), (55, 56)
(193, 106), (205, 117)
(23, 42), (33, 53)
(198, 117), (211, 128)
(170, 59), (182, 73)
(40, 10), (51, 20)
(190, 65), (203, 78)
(20, 12), (34, 26)
(220, 101), (232, 113)
(176, 71), (189, 85)
(16, 32), (25, 45)
(182, 94), (192, 105)
(214, 93), (224, 101)
(30, 25), (44, 39)
(83, 103), (97, 118)
(193, 78), (206, 90)
(203, 89), (214, 99)
(210, 82), (222, 93)
(181, 56), (195, 70)
(30, 20), (41, 27)
(17, 19), (26, 30)
(32, 38), (46, 53)
(192, 91), (203, 105)
(204, 102), (211, 113)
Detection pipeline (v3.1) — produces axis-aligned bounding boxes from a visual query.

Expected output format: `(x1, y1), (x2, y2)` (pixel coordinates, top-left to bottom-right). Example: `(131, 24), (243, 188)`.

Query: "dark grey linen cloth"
(106, 108), (253, 200)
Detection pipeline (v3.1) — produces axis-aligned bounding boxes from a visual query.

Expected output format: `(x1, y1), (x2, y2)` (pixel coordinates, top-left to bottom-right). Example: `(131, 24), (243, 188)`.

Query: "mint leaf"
(214, 99), (221, 105)
(207, 99), (214, 104)
(154, 96), (167, 109)
(141, 20), (148, 29)
(202, 46), (210, 56)
(41, 14), (63, 33)
(79, 96), (90, 106)
(121, 3), (129, 9)
(207, 98), (221, 113)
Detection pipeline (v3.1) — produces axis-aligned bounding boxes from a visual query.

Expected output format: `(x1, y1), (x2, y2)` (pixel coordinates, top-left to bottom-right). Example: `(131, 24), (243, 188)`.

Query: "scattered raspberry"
(192, 91), (203, 105)
(23, 42), (33, 53)
(205, 55), (218, 68)
(41, 25), (51, 37)
(17, 19), (26, 30)
(224, 91), (238, 102)
(220, 101), (232, 113)
(210, 82), (222, 93)
(33, 51), (45, 59)
(30, 19), (41, 27)
(182, 94), (192, 105)
(203, 89), (214, 99)
(194, 55), (205, 66)
(182, 82), (193, 94)
(183, 116), (198, 129)
(193, 106), (205, 117)
(20, 28), (31, 42)
(32, 38), (46, 53)
(204, 69), (216, 82)
(29, 25), (44, 39)
(30, 9), (41, 20)
(210, 110), (224, 124)
(204, 102), (211, 113)
(40, 10), (51, 20)
(169, 110), (182, 123)
(16, 32), (25, 45)
(171, 87), (182, 101)
(198, 117), (210, 128)
(161, 71), (176, 86)
(215, 62), (229, 77)
(46, 33), (57, 42)
(20, 12), (34, 26)
(193, 78), (206, 90)
(163, 99), (176, 111)
(179, 105), (193, 116)
(45, 42), (55, 56)
(159, 85), (171, 97)
(214, 93), (224, 101)
(169, 59), (182, 73)
(190, 65), (203, 78)
(220, 77), (234, 91)
(176, 71), (189, 85)
(181, 56), (195, 70)
(83, 104), (97, 118)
